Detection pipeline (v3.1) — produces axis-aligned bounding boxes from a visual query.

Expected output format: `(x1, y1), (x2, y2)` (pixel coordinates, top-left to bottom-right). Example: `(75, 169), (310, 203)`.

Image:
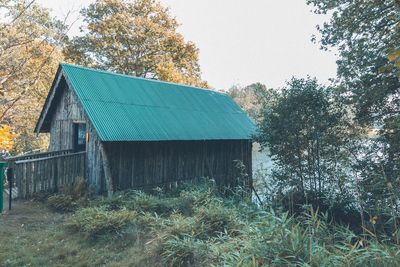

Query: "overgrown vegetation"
(47, 176), (88, 212)
(1, 0), (398, 265)
(67, 206), (135, 237)
(3, 182), (400, 266)
(230, 3), (399, 233)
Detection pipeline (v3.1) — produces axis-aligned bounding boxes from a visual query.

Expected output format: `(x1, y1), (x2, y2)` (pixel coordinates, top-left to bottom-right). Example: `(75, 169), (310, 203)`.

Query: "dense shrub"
(150, 214), (208, 266)
(161, 236), (208, 267)
(67, 206), (135, 237)
(48, 194), (78, 212)
(194, 201), (241, 237)
(46, 176), (89, 213)
(100, 189), (195, 216)
(61, 176), (89, 199)
(31, 191), (53, 202)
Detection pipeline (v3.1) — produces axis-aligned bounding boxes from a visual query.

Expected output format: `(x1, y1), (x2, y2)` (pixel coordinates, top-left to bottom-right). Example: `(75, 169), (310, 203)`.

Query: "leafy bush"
(179, 183), (215, 207)
(31, 191), (53, 202)
(46, 176), (89, 213)
(194, 201), (241, 237)
(48, 194), (78, 212)
(149, 214), (208, 267)
(100, 189), (196, 216)
(161, 236), (208, 267)
(161, 214), (198, 238)
(67, 206), (135, 237)
(135, 211), (163, 231)
(60, 176), (89, 199)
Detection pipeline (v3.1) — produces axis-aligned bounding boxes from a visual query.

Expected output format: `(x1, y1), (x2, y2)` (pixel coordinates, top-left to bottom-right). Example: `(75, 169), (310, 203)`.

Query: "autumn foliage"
(0, 124), (17, 151)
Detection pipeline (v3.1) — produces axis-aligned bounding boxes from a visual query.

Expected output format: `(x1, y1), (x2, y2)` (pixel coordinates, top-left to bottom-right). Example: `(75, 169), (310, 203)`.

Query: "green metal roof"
(60, 63), (256, 141)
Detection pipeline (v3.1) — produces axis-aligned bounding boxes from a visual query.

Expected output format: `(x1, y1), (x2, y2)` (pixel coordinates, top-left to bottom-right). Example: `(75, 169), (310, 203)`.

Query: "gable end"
(35, 67), (68, 133)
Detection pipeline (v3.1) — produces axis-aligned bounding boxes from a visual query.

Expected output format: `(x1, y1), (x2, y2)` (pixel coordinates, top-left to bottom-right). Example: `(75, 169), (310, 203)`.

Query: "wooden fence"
(6, 149), (73, 162)
(9, 151), (86, 199)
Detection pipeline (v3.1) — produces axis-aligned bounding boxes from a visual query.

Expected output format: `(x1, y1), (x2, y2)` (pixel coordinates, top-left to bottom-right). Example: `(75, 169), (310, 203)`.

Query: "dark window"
(73, 123), (86, 152)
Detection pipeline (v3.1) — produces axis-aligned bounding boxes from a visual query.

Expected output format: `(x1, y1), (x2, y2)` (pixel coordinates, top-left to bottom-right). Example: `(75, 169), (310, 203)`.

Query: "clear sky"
(37, 0), (338, 90)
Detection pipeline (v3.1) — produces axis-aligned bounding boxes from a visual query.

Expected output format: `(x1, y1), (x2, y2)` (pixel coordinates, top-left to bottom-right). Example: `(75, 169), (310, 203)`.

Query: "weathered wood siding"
(102, 140), (252, 192)
(48, 79), (86, 151)
(44, 78), (253, 195)
(46, 78), (103, 192)
(86, 122), (105, 193)
(11, 151), (86, 199)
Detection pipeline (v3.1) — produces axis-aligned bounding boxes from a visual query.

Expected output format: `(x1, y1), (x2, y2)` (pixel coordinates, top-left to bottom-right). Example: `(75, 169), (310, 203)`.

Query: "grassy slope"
(1, 185), (400, 267)
(0, 201), (149, 266)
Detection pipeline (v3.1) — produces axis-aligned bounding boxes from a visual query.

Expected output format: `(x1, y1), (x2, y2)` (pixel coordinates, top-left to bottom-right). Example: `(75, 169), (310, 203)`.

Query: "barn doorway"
(73, 122), (87, 152)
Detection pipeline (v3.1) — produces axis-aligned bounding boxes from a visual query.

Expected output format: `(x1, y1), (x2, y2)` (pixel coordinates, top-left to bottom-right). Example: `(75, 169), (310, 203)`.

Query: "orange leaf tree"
(0, 125), (17, 152)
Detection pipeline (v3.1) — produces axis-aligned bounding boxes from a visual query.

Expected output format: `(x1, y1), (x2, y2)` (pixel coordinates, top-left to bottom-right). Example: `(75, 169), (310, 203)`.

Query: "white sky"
(37, 0), (338, 90)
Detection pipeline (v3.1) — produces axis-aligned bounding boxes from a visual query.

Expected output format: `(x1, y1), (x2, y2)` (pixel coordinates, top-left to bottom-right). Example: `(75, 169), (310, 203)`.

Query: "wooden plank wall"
(104, 140), (252, 193)
(48, 82), (86, 151)
(38, 76), (253, 196)
(45, 77), (102, 193)
(12, 152), (86, 199)
(86, 122), (104, 193)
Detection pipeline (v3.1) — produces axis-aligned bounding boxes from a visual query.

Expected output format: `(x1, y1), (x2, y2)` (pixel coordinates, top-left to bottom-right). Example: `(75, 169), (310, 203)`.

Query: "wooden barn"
(8, 63), (256, 197)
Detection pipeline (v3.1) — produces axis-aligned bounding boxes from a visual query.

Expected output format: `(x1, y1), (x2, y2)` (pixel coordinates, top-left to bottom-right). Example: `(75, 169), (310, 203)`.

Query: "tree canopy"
(66, 0), (207, 88)
(0, 0), (67, 153)
(306, 0), (400, 219)
(307, 0), (399, 126)
(256, 78), (354, 214)
(0, 0), (209, 154)
(227, 83), (273, 122)
(0, 124), (16, 151)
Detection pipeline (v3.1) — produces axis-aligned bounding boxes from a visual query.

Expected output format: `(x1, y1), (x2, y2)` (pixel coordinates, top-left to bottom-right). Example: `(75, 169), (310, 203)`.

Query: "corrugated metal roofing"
(60, 63), (256, 141)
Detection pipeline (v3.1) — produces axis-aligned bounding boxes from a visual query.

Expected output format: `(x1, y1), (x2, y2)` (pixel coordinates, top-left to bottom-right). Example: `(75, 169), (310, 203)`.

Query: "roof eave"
(34, 65), (63, 133)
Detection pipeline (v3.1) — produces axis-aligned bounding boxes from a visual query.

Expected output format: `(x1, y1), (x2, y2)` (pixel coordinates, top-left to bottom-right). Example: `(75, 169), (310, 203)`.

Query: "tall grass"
(56, 182), (400, 266)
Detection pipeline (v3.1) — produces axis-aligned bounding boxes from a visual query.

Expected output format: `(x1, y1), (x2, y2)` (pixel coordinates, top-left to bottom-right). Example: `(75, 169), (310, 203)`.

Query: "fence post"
(53, 158), (58, 193)
(0, 161), (7, 212)
(7, 167), (13, 210)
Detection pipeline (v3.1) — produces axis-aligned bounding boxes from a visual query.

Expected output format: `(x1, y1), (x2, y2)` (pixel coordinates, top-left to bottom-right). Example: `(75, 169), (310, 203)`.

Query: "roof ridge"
(60, 62), (225, 95)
